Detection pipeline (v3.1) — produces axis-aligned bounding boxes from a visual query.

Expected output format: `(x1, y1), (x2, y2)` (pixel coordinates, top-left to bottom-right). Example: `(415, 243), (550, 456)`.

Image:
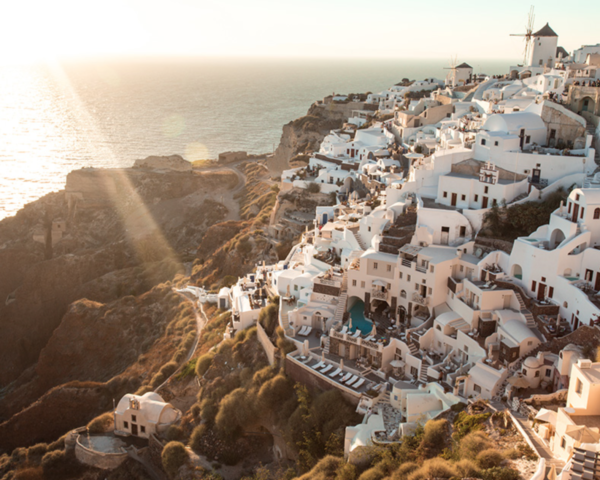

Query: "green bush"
(195, 353), (215, 377)
(200, 397), (219, 425)
(189, 424), (208, 452)
(191, 403), (201, 419)
(41, 450), (79, 479)
(27, 443), (48, 464)
(161, 441), (188, 478)
(391, 462), (419, 480)
(87, 412), (114, 434)
(459, 431), (494, 460)
(307, 182), (321, 194)
(480, 467), (521, 480)
(296, 455), (344, 480)
(407, 457), (456, 480)
(455, 458), (481, 478)
(419, 419), (448, 458)
(358, 466), (386, 480)
(477, 448), (505, 469)
(215, 388), (255, 438)
(453, 412), (491, 440)
(164, 425), (184, 442)
(258, 303), (279, 336)
(257, 374), (293, 410)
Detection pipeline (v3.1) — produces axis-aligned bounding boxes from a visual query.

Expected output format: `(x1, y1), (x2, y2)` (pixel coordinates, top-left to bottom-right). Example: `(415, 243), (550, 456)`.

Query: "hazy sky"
(2, 0), (599, 63)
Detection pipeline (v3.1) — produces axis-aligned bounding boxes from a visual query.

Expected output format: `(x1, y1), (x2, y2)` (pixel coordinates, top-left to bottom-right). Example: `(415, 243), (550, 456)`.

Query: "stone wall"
(256, 322), (277, 366)
(74, 435), (128, 470)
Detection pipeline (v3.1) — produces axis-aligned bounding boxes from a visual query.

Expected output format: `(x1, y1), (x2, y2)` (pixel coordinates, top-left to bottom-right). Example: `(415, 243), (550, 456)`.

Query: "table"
(468, 332), (474, 337)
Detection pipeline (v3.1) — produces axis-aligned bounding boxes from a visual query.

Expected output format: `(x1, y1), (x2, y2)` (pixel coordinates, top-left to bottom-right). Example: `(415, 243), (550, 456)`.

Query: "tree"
(161, 441), (188, 479)
(307, 182), (321, 194)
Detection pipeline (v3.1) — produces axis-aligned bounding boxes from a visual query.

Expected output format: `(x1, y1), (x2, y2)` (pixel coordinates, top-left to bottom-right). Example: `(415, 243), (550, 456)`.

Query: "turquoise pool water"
(348, 300), (374, 335)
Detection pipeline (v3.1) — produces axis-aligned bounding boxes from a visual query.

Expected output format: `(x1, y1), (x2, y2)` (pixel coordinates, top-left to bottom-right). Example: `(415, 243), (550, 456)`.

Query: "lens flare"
(162, 114), (186, 138)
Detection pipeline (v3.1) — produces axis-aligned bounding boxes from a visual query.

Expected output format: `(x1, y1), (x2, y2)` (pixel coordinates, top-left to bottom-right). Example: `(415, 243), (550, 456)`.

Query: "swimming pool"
(348, 300), (374, 335)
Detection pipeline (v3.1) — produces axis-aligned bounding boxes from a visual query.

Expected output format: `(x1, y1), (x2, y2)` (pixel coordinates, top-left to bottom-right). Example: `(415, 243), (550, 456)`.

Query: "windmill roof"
(533, 24), (558, 37)
(456, 63), (472, 69)
(556, 46), (569, 57)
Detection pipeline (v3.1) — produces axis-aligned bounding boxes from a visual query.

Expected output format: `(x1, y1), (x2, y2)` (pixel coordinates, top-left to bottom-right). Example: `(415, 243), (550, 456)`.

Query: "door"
(451, 193), (457, 206)
(531, 169), (541, 184)
(482, 197), (489, 208)
(537, 283), (546, 301)
(572, 203), (579, 222)
(596, 273), (600, 292)
(519, 129), (525, 149)
(322, 213), (328, 224)
(131, 424), (138, 436)
(441, 227), (449, 245)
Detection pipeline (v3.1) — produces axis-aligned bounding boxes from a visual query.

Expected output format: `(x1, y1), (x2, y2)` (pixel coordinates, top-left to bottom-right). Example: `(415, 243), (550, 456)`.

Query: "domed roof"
(524, 356), (541, 369)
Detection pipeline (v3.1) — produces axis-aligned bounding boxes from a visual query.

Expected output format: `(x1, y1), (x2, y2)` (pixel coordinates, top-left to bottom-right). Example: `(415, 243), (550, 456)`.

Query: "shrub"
(165, 425), (184, 442)
(215, 388), (254, 438)
(189, 424), (208, 451)
(460, 431), (494, 460)
(257, 374), (293, 410)
(191, 403), (201, 419)
(161, 441), (188, 478)
(358, 466), (386, 480)
(87, 412), (114, 434)
(200, 397), (219, 425)
(27, 443), (48, 464)
(258, 303), (279, 336)
(455, 458), (481, 478)
(306, 182), (321, 194)
(453, 412), (491, 440)
(296, 455), (344, 480)
(195, 353), (215, 377)
(391, 462), (419, 480)
(480, 467), (521, 480)
(46, 436), (65, 452)
(13, 467), (44, 480)
(41, 450), (76, 479)
(408, 457), (456, 480)
(252, 366), (277, 387)
(419, 419), (448, 458)
(477, 448), (505, 469)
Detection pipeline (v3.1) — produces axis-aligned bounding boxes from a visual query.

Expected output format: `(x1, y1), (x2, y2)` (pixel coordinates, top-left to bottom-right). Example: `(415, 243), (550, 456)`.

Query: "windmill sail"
(510, 6), (535, 65)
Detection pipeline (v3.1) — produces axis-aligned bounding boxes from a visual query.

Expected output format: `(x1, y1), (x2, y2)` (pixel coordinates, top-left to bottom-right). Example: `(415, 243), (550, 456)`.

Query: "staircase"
(514, 291), (536, 328)
(407, 339), (419, 356)
(323, 336), (331, 355)
(419, 362), (428, 383)
(281, 309), (293, 337)
(351, 229), (367, 250)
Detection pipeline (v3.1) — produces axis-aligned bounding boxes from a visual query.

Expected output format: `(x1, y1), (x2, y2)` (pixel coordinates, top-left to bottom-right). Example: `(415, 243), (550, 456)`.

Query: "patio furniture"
(353, 378), (366, 389)
(321, 364), (333, 374)
(329, 368), (342, 377)
(341, 372), (353, 382)
(298, 326), (308, 336)
(345, 375), (359, 385)
(313, 361), (324, 370)
(341, 326), (348, 334)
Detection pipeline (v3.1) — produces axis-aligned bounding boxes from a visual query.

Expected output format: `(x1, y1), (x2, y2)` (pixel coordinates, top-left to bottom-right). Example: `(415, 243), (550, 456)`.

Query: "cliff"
(267, 101), (371, 173)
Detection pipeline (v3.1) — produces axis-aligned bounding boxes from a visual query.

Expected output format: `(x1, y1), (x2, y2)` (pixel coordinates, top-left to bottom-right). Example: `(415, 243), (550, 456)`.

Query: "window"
(394, 395), (398, 401)
(374, 262), (378, 270)
(124, 421), (129, 429)
(581, 207), (585, 219)
(474, 384), (481, 393)
(484, 186), (489, 194)
(399, 272), (403, 279)
(461, 194), (466, 201)
(464, 346), (469, 352)
(460, 226), (466, 237)
(387, 265), (392, 272)
(541, 276), (546, 282)
(459, 266), (464, 272)
(430, 265), (434, 273)
(494, 141), (499, 146)
(141, 426), (146, 433)
(526, 135), (531, 143)
(407, 275), (411, 282)
(368, 226), (371, 232)
(361, 281), (365, 288)
(132, 415), (137, 422)
(481, 138), (486, 146)
(532, 280), (537, 291)
(294, 285), (298, 291)
(352, 280), (357, 286)
(535, 371), (540, 377)
(545, 368), (552, 377)
(411, 366), (418, 377)
(474, 194), (479, 202)
(561, 437), (567, 449)
(443, 191), (448, 198)
(428, 287), (432, 295)
(595, 208), (600, 220)
(527, 341), (533, 346)
(548, 287), (554, 298)
(436, 325), (441, 331)
(522, 369), (527, 376)
(415, 283), (419, 290)
(576, 379), (583, 395)
(576, 194), (580, 201)
(400, 290), (407, 298)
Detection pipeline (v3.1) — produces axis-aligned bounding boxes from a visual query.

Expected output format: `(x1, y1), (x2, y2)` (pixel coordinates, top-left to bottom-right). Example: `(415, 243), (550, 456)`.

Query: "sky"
(1, 0), (599, 63)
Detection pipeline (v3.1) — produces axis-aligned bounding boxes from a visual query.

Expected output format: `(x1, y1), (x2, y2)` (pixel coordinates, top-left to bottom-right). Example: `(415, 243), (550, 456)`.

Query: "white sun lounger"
(329, 368), (342, 377)
(353, 330), (361, 338)
(340, 326), (348, 334)
(341, 372), (352, 382)
(298, 326), (308, 336)
(352, 378), (366, 389)
(321, 364), (333, 374)
(345, 375), (359, 385)
(305, 326), (313, 336)
(313, 361), (324, 370)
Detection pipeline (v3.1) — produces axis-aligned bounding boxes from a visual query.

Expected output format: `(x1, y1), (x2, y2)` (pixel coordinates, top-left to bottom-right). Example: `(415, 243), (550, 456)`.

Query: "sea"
(0, 57), (512, 219)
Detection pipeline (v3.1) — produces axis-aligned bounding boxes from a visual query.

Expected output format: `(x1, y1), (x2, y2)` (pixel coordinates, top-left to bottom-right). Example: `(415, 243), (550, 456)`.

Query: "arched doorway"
(580, 96), (596, 113)
(550, 229), (566, 249)
(511, 264), (523, 280)
(510, 70), (519, 80)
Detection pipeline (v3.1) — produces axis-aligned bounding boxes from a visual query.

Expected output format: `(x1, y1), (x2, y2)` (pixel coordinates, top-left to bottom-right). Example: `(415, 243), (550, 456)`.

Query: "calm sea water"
(0, 57), (510, 219)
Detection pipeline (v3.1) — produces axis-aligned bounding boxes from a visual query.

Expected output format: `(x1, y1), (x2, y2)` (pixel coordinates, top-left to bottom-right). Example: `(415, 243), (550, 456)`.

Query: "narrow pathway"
(512, 411), (565, 469)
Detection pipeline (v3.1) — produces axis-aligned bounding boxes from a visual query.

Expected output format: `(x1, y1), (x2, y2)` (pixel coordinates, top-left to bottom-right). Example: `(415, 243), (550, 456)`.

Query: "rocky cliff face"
(0, 168), (235, 389)
(267, 101), (369, 173)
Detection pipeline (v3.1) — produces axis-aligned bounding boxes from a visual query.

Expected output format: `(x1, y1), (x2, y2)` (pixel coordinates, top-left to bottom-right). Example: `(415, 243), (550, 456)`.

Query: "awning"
(535, 408), (558, 426)
(390, 360), (405, 368)
(372, 279), (387, 287)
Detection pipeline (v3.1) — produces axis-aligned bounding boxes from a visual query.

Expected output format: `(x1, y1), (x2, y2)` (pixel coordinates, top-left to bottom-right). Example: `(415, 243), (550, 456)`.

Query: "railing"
(416, 265), (427, 273)
(401, 258), (412, 268)
(372, 289), (387, 300)
(412, 292), (429, 306)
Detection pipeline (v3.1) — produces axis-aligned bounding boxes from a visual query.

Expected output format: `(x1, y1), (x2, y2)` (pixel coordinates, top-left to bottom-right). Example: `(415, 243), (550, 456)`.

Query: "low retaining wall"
(523, 389), (568, 405)
(284, 356), (361, 406)
(74, 435), (128, 470)
(257, 322), (277, 366)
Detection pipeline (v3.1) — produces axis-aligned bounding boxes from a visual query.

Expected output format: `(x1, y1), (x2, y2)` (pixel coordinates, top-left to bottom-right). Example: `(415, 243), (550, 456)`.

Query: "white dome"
(524, 357), (541, 369)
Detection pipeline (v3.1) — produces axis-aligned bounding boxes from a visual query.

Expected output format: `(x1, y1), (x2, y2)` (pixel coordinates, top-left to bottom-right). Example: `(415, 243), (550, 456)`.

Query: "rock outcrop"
(133, 154), (193, 172)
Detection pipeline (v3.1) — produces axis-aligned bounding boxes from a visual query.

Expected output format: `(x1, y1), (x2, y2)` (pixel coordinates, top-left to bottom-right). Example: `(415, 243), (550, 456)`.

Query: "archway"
(580, 96), (596, 113)
(520, 70), (532, 80)
(550, 228), (566, 249)
(510, 70), (519, 80)
(511, 264), (523, 280)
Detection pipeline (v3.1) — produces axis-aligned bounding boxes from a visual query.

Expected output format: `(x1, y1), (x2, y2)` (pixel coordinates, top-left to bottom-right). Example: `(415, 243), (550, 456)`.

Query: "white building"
(114, 392), (181, 439)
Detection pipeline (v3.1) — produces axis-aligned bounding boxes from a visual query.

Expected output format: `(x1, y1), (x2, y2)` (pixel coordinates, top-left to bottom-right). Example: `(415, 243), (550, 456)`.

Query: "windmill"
(510, 6), (535, 66)
(443, 55), (458, 85)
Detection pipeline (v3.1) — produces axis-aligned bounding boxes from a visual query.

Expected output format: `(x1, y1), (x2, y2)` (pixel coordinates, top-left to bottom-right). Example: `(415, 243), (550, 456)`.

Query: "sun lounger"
(298, 326), (308, 336)
(341, 372), (353, 382)
(353, 378), (366, 389)
(353, 330), (361, 338)
(321, 364), (333, 374)
(329, 368), (342, 377)
(305, 326), (313, 336)
(345, 375), (359, 385)
(341, 326), (348, 334)
(313, 361), (324, 370)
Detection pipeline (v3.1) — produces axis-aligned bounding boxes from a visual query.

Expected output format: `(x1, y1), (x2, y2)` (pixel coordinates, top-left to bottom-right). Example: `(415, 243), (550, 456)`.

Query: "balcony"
(412, 292), (429, 306)
(372, 289), (388, 301)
